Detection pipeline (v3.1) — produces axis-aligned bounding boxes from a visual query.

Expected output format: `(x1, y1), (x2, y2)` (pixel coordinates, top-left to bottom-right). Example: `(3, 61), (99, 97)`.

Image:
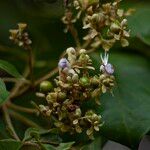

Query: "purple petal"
(105, 63), (114, 74)
(58, 58), (69, 69)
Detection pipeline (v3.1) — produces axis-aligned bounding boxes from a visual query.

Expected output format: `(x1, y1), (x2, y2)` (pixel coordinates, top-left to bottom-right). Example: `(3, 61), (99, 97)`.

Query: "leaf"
(0, 139), (22, 150)
(43, 142), (75, 150)
(42, 144), (56, 150)
(80, 137), (102, 150)
(138, 35), (150, 46)
(128, 7), (150, 46)
(0, 79), (9, 105)
(0, 59), (22, 78)
(91, 53), (150, 148)
(23, 128), (40, 141)
(57, 142), (75, 150)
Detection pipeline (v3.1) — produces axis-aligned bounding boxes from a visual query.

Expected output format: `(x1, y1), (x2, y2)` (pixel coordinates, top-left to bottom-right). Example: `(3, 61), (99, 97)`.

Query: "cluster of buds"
(62, 0), (130, 51)
(38, 47), (115, 139)
(9, 23), (32, 49)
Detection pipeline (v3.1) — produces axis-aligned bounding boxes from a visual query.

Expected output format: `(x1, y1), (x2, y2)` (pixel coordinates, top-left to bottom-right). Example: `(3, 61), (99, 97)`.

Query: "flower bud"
(58, 92), (66, 100)
(9, 29), (18, 39)
(110, 23), (120, 33)
(91, 14), (99, 23)
(90, 76), (99, 86)
(46, 92), (57, 103)
(121, 19), (127, 27)
(79, 77), (90, 87)
(66, 47), (76, 65)
(39, 105), (47, 112)
(72, 74), (79, 82)
(58, 58), (69, 69)
(79, 49), (86, 54)
(79, 0), (99, 9)
(18, 23), (27, 31)
(40, 81), (53, 93)
(75, 108), (82, 117)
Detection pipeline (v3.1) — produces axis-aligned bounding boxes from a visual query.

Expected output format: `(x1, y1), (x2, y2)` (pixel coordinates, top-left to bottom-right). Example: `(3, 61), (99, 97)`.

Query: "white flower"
(100, 53), (114, 75)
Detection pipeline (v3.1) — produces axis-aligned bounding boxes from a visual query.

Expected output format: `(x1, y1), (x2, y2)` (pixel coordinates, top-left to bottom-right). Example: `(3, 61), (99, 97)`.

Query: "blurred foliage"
(0, 0), (150, 149)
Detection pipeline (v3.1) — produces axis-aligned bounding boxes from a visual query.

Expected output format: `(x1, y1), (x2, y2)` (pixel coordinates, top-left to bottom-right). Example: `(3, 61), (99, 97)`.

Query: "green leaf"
(128, 7), (150, 46)
(57, 142), (75, 150)
(91, 53), (150, 148)
(43, 142), (75, 150)
(80, 137), (102, 150)
(0, 59), (22, 78)
(23, 128), (40, 142)
(0, 79), (9, 105)
(0, 139), (22, 150)
(42, 144), (56, 150)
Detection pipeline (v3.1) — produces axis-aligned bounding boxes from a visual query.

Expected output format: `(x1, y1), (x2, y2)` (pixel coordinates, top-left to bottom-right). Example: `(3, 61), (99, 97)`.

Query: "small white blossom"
(100, 53), (114, 75)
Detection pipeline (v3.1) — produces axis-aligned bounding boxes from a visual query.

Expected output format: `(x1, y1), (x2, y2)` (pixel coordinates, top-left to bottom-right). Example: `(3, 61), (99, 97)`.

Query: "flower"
(58, 58), (70, 69)
(100, 53), (114, 75)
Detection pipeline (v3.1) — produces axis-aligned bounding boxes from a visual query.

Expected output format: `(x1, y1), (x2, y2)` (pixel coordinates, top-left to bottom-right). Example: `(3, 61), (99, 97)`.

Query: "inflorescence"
(39, 47), (115, 139)
(9, 23), (32, 50)
(62, 0), (130, 51)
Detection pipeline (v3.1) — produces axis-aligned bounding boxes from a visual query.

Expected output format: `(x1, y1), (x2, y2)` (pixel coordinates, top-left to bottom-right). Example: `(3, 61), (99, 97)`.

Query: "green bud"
(58, 92), (66, 100)
(75, 108), (82, 117)
(79, 77), (90, 87)
(40, 81), (53, 93)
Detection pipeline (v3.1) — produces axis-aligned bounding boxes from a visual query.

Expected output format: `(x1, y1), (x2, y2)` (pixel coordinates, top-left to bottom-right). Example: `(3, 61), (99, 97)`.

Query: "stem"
(23, 142), (40, 149)
(68, 24), (81, 48)
(35, 67), (58, 86)
(28, 47), (34, 86)
(2, 77), (30, 84)
(7, 102), (37, 114)
(9, 66), (29, 100)
(2, 105), (20, 141)
(9, 110), (42, 129)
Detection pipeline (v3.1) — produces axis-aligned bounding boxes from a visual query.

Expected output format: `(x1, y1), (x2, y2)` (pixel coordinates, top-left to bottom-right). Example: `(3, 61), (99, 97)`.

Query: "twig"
(7, 102), (37, 114)
(35, 67), (58, 86)
(9, 110), (42, 129)
(82, 39), (93, 49)
(2, 105), (20, 141)
(23, 142), (40, 149)
(68, 24), (81, 48)
(28, 47), (34, 86)
(9, 66), (29, 100)
(2, 77), (30, 84)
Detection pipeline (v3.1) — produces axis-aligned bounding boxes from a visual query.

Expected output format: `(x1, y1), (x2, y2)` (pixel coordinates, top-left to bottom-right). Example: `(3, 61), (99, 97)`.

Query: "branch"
(7, 102), (38, 114)
(9, 110), (42, 129)
(2, 105), (20, 141)
(68, 24), (81, 48)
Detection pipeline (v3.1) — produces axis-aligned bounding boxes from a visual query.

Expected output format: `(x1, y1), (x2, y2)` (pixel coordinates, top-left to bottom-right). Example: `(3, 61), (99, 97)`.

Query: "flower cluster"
(9, 23), (32, 49)
(62, 0), (130, 51)
(38, 47), (115, 139)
